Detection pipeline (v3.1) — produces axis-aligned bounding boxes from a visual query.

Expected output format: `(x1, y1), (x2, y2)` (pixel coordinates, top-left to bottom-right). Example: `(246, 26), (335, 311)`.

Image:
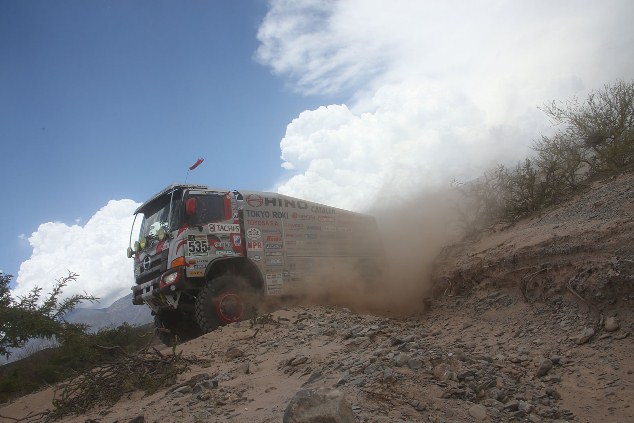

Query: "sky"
(2, 0), (633, 307)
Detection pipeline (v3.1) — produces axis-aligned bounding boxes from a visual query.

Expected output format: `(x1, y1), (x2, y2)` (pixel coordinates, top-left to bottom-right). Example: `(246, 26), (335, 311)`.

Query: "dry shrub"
(44, 346), (195, 421)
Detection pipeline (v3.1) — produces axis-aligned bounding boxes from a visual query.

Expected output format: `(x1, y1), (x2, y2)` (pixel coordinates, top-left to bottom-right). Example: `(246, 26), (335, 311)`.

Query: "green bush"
(0, 272), (154, 403)
(0, 324), (154, 403)
(0, 272), (96, 359)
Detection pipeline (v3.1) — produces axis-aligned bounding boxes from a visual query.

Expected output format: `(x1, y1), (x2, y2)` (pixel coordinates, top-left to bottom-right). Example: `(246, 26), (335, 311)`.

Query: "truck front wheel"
(195, 274), (258, 333)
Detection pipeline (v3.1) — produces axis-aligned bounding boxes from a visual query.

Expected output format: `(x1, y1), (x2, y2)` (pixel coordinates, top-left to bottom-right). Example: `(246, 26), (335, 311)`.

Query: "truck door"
(181, 191), (242, 278)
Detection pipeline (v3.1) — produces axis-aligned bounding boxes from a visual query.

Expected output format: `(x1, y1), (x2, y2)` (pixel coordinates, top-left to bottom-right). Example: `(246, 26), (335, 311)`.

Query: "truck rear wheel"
(195, 274), (258, 333)
(154, 310), (202, 346)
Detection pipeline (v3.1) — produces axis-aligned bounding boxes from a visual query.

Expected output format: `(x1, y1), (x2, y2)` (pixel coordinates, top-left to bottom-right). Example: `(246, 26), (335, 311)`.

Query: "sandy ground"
(1, 173), (633, 423)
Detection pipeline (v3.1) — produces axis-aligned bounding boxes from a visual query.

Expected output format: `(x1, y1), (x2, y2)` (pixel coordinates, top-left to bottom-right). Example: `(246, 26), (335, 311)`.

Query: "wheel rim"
(214, 292), (245, 323)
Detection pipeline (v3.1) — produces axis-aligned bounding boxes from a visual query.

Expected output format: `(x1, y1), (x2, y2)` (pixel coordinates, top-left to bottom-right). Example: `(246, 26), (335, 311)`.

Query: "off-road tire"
(154, 310), (202, 346)
(195, 274), (259, 333)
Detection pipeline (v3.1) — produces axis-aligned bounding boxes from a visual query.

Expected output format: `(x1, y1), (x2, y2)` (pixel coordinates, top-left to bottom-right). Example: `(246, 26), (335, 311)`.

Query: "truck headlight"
(161, 271), (179, 287)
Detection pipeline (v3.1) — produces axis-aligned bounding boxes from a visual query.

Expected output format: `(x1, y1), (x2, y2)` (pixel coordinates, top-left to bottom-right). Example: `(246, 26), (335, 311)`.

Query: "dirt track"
(1, 173), (632, 423)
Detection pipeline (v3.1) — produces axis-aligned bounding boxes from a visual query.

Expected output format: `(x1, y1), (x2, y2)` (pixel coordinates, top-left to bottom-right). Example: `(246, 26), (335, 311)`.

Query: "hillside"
(65, 293), (152, 332)
(1, 173), (632, 423)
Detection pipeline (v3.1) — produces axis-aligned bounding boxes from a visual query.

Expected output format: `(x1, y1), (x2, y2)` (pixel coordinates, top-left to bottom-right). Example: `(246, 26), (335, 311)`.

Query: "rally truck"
(127, 183), (382, 345)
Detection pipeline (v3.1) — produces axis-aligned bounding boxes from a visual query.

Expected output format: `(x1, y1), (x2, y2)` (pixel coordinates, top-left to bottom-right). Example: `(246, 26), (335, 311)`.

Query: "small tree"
(533, 132), (586, 200)
(0, 271), (97, 358)
(540, 79), (634, 173)
(451, 165), (508, 237)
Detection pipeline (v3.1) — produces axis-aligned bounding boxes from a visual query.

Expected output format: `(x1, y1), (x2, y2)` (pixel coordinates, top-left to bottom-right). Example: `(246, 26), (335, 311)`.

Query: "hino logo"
(142, 256), (151, 271)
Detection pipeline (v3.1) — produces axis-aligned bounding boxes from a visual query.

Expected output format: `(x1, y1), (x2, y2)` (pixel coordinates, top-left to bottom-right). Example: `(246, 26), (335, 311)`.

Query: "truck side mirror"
(186, 198), (197, 216)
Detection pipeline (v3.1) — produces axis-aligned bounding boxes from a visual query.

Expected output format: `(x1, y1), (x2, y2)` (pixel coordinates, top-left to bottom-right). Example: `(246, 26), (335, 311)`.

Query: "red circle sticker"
(246, 194), (264, 207)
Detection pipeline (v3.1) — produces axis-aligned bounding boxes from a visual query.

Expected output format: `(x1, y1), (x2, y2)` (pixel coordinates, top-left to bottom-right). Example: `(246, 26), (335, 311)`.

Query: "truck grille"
(136, 250), (168, 285)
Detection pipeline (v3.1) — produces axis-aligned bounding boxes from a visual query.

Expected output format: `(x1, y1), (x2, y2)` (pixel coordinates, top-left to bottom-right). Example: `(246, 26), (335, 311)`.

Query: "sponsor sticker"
(214, 241), (232, 248)
(247, 241), (263, 250)
(251, 254), (261, 262)
(208, 223), (241, 234)
(232, 234), (242, 246)
(312, 206), (336, 214)
(291, 212), (316, 221)
(293, 240), (306, 245)
(245, 210), (270, 218)
(246, 227), (261, 240)
(318, 215), (335, 223)
(265, 273), (283, 295)
(265, 251), (283, 256)
(266, 258), (283, 266)
(265, 243), (283, 249)
(246, 219), (279, 227)
(272, 211), (289, 219)
(267, 235), (282, 242)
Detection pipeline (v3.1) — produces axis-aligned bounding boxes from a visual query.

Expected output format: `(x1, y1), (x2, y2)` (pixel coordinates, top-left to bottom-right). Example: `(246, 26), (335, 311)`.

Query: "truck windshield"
(139, 192), (184, 239)
(139, 202), (171, 239)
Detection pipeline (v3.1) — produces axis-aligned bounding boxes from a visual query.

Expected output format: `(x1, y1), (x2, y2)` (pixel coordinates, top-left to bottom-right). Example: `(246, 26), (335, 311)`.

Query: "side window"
(189, 194), (227, 225)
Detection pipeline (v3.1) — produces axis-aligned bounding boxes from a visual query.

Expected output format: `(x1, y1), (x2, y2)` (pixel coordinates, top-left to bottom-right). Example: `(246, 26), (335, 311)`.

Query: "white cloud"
(12, 199), (140, 308)
(258, 0), (634, 210)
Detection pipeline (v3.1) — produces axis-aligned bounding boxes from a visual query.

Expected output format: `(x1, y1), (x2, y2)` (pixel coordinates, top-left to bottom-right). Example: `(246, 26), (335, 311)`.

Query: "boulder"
(573, 327), (594, 345)
(468, 404), (487, 420)
(283, 388), (355, 423)
(604, 316), (619, 332)
(536, 359), (553, 377)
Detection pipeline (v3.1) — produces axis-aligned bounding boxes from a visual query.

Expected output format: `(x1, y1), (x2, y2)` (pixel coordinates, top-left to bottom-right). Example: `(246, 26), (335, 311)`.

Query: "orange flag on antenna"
(189, 158), (204, 170)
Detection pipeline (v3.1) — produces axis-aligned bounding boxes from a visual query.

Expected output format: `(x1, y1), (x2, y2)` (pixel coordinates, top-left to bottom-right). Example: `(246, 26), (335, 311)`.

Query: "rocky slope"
(1, 173), (632, 423)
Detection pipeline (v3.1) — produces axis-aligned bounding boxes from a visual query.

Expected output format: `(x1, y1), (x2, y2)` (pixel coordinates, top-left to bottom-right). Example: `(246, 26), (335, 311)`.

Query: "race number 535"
(188, 238), (209, 255)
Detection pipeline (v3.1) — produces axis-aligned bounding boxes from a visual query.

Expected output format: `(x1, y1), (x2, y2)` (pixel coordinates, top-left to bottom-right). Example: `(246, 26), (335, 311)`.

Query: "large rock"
(604, 316), (619, 332)
(536, 359), (553, 377)
(468, 404), (487, 420)
(573, 327), (594, 345)
(433, 363), (454, 381)
(225, 345), (245, 360)
(283, 388), (355, 423)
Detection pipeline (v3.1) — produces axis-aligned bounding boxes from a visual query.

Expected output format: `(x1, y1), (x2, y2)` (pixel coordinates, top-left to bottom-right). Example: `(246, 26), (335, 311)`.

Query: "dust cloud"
(286, 187), (466, 316)
(371, 188), (465, 314)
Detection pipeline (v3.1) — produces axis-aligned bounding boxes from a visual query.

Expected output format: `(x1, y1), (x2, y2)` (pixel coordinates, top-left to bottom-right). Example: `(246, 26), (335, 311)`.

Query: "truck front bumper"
(131, 267), (199, 306)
